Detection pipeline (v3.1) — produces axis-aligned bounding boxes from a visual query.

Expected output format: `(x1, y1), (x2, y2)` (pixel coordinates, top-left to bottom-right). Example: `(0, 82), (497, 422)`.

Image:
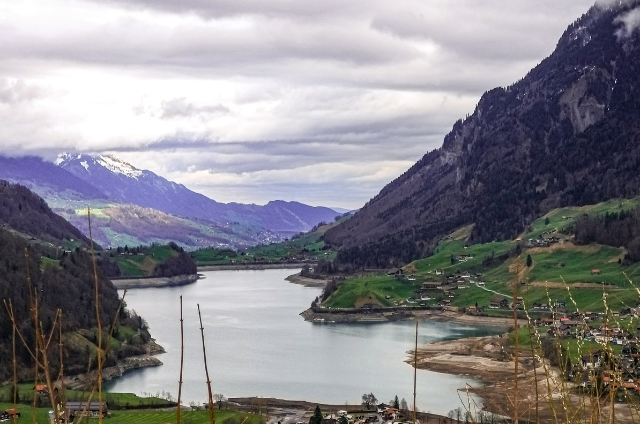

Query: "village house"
(490, 295), (509, 309)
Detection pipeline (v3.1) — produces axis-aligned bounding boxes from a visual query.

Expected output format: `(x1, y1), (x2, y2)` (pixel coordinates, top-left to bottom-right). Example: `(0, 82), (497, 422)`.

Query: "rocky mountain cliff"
(325, 1), (640, 268)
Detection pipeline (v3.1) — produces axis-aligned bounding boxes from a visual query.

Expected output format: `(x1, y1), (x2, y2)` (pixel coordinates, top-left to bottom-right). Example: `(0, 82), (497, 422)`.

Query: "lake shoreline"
(197, 263), (309, 271)
(111, 274), (199, 289)
(300, 307), (513, 328)
(64, 339), (166, 390)
(285, 272), (330, 287)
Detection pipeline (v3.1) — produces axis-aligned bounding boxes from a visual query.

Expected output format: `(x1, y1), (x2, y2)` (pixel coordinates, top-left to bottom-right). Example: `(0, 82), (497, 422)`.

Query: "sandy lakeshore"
(411, 336), (639, 423)
(285, 272), (331, 287)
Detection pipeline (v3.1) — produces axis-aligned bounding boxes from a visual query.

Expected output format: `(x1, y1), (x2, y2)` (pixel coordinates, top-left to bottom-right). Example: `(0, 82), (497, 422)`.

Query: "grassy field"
(0, 402), (261, 424)
(324, 275), (422, 308)
(322, 197), (640, 313)
(109, 409), (262, 424)
(192, 218), (348, 266)
(0, 385), (173, 410)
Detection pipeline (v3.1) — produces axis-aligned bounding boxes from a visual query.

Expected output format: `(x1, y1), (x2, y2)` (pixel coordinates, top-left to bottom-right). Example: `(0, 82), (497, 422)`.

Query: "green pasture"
(324, 275), (422, 308)
(0, 401), (260, 424)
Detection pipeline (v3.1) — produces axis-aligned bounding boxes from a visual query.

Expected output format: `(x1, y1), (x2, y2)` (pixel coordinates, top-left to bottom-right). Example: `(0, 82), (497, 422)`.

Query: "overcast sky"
(0, 0), (599, 208)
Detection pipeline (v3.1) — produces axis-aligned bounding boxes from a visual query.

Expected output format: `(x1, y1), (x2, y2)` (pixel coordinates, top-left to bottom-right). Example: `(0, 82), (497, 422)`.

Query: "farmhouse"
(490, 295), (509, 309)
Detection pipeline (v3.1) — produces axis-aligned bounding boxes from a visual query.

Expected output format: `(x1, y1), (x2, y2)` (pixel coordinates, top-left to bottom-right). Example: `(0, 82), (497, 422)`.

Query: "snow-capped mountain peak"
(96, 155), (143, 179)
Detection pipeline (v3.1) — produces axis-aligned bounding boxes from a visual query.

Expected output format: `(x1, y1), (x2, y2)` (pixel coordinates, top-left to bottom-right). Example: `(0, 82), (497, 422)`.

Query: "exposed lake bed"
(106, 269), (504, 416)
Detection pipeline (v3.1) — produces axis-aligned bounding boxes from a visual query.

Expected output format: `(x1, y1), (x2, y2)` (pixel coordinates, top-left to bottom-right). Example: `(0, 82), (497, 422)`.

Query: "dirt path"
(471, 281), (512, 299)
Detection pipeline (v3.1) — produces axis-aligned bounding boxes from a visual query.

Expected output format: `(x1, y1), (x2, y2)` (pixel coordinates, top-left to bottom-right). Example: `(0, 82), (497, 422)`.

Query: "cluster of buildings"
(313, 404), (406, 424)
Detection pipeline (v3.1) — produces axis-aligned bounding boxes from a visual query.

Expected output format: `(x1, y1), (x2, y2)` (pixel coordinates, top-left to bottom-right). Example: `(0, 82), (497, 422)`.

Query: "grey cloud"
(370, 3), (596, 62)
(0, 79), (44, 104)
(160, 98), (230, 119)
(614, 6), (640, 39)
(87, 0), (369, 20)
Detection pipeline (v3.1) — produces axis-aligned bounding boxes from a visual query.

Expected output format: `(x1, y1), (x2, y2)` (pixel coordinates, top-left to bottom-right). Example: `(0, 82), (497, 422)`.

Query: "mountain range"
(325, 1), (640, 268)
(0, 154), (340, 248)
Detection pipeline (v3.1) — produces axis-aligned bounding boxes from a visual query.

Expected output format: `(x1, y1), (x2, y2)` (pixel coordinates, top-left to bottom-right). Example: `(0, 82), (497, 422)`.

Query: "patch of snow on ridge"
(80, 161), (89, 171)
(97, 155), (143, 179)
(55, 152), (74, 166)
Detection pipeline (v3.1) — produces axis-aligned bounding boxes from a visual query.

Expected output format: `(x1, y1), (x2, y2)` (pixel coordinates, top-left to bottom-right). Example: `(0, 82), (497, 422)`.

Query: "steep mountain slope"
(0, 180), (94, 247)
(0, 182), (146, 380)
(57, 154), (340, 236)
(325, 1), (640, 268)
(57, 154), (229, 222)
(0, 155), (107, 201)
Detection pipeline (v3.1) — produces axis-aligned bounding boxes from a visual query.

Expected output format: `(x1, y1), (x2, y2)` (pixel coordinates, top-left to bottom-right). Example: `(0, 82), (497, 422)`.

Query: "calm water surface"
(106, 269), (501, 415)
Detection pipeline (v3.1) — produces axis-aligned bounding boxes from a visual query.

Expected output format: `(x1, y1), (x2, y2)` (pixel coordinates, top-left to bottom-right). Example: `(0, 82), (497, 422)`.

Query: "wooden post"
(198, 304), (216, 424)
(177, 296), (184, 424)
(414, 320), (418, 424)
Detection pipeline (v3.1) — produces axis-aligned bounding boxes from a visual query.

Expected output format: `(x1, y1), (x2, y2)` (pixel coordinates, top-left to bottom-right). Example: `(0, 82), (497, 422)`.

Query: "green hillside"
(100, 243), (197, 278)
(192, 217), (348, 266)
(323, 198), (640, 314)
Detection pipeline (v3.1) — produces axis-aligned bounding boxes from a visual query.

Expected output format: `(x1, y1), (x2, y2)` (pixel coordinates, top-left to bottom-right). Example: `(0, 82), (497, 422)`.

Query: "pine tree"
(309, 406), (323, 424)
(393, 396), (399, 409)
(526, 254), (532, 267)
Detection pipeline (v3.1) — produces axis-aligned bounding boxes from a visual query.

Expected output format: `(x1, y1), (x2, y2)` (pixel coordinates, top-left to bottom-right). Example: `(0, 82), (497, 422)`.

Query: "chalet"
(387, 268), (403, 276)
(422, 282), (441, 290)
(435, 269), (444, 275)
(490, 296), (509, 309)
(591, 269), (601, 275)
(581, 350), (602, 369)
(377, 404), (389, 414)
(3, 409), (20, 418)
(66, 402), (108, 419)
(383, 408), (399, 420)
